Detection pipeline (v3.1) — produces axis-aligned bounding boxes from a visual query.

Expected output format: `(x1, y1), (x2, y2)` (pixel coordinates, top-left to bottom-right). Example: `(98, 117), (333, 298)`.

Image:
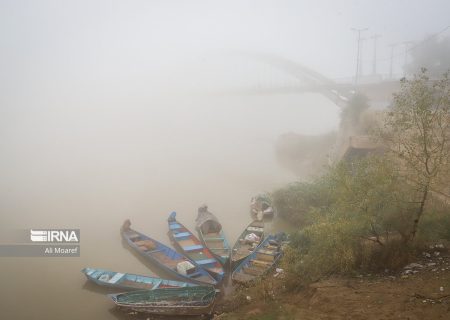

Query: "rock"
(404, 263), (424, 269)
(440, 287), (444, 292)
(434, 251), (440, 256)
(404, 270), (414, 275)
(423, 252), (431, 258)
(246, 295), (252, 301)
(427, 262), (437, 267)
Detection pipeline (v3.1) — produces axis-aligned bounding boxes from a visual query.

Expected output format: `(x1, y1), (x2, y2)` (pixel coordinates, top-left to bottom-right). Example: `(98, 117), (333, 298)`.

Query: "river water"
(0, 92), (339, 319)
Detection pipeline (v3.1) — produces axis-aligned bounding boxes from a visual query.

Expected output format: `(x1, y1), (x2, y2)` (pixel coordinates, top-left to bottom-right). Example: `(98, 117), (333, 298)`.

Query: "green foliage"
(380, 69), (450, 239)
(278, 156), (423, 285)
(275, 156), (415, 240)
(416, 198), (450, 241)
(384, 69), (450, 185)
(276, 70), (450, 288)
(327, 157), (417, 242)
(272, 178), (332, 227)
(281, 216), (363, 289)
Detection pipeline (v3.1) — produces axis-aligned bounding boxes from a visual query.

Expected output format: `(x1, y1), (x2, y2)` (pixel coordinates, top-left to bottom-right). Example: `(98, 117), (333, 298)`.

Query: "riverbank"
(214, 247), (450, 319)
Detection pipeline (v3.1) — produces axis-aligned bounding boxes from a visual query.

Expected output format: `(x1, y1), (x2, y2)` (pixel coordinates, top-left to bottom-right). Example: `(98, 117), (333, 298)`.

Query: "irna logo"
(30, 229), (80, 243)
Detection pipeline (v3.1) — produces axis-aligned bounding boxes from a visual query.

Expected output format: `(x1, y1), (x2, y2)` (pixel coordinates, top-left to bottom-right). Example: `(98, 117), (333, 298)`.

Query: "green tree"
(379, 69), (450, 240)
(327, 157), (412, 245)
(278, 157), (414, 279)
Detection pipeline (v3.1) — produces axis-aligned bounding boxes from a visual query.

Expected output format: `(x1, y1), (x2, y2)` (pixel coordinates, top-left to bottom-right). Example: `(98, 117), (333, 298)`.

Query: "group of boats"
(82, 197), (284, 316)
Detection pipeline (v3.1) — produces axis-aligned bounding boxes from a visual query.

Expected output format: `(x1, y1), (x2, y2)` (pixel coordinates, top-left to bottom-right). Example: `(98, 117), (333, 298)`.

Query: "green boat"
(108, 286), (216, 316)
(81, 267), (198, 291)
(231, 220), (264, 269)
(232, 234), (282, 284)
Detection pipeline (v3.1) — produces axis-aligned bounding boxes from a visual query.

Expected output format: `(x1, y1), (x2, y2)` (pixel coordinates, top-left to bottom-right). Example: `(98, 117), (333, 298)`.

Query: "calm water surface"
(0, 93), (338, 319)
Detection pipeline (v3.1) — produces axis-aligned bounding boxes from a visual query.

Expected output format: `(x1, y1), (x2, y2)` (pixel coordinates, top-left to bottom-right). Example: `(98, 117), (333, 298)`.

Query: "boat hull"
(230, 220), (264, 270)
(81, 267), (197, 291)
(168, 212), (225, 282)
(232, 235), (282, 285)
(197, 227), (230, 267)
(109, 286), (216, 316)
(121, 221), (217, 286)
(115, 303), (214, 316)
(195, 207), (231, 267)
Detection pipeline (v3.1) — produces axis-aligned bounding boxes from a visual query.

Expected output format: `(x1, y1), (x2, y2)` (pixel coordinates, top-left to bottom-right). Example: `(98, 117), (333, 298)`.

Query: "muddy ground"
(215, 249), (450, 320)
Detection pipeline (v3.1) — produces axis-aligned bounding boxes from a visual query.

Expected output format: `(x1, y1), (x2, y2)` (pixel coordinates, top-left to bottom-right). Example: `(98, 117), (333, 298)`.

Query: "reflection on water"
(0, 93), (338, 319)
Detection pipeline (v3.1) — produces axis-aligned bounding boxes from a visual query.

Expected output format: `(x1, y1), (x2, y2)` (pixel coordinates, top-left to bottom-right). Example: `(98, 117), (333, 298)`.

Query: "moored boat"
(108, 286), (216, 316)
(232, 234), (282, 284)
(121, 220), (217, 286)
(250, 194), (275, 220)
(81, 267), (198, 290)
(168, 212), (225, 282)
(195, 205), (231, 266)
(230, 220), (264, 268)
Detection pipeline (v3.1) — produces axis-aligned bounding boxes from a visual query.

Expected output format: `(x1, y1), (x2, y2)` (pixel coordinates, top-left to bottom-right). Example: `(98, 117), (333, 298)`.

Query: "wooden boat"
(230, 220), (264, 268)
(167, 212), (225, 281)
(232, 234), (282, 284)
(108, 286), (216, 316)
(195, 205), (231, 266)
(121, 220), (217, 286)
(251, 194), (275, 220)
(81, 267), (198, 290)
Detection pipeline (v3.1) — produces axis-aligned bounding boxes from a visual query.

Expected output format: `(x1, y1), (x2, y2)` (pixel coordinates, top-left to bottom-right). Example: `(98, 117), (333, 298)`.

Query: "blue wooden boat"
(81, 267), (198, 290)
(195, 205), (231, 266)
(121, 220), (217, 286)
(108, 286), (216, 316)
(231, 234), (282, 284)
(230, 220), (264, 268)
(168, 212), (225, 281)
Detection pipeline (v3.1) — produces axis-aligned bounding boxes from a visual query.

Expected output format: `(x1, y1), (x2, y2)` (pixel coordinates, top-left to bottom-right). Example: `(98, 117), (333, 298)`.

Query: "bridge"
(211, 52), (400, 109)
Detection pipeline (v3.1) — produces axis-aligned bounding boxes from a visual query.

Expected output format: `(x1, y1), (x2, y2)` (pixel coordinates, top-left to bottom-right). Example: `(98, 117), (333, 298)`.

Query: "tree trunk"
(410, 183), (429, 240)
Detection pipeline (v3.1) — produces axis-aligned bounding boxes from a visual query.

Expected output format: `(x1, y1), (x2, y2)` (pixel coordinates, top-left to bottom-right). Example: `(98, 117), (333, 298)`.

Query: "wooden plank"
(243, 266), (263, 276)
(256, 253), (275, 262)
(251, 259), (271, 266)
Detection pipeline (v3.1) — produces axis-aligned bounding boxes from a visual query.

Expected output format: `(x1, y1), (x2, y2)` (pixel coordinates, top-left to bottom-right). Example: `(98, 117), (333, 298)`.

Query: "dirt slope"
(215, 253), (450, 320)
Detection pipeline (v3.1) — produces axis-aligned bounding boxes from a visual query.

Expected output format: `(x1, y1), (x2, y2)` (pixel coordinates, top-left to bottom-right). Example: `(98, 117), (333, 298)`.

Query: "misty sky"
(1, 0), (450, 102)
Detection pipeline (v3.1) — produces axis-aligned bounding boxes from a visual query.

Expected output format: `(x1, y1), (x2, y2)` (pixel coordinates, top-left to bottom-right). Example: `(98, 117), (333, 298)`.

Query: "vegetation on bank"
(273, 69), (450, 290)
